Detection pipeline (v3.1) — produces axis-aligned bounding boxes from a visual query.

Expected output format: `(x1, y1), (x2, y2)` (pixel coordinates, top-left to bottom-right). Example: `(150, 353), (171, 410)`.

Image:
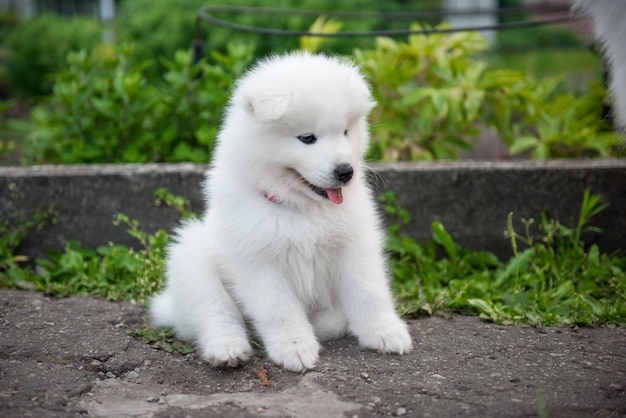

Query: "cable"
(194, 5), (586, 40)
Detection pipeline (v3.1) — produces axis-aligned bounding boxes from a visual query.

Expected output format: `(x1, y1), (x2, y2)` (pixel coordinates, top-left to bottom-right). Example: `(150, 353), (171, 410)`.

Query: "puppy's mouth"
(309, 183), (343, 204)
(292, 170), (343, 204)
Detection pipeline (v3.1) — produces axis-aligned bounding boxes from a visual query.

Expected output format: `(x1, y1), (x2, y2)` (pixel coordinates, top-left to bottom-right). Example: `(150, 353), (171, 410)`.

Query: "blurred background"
(0, 0), (616, 164)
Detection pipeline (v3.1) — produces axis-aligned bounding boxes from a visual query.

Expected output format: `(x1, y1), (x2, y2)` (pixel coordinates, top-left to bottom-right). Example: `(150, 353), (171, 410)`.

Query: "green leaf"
(494, 248), (534, 288)
(580, 294), (604, 317)
(509, 136), (538, 155)
(431, 221), (457, 261)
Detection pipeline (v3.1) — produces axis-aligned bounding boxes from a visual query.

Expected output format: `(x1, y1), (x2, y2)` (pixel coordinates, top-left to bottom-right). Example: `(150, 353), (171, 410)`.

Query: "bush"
(3, 14), (102, 96)
(482, 74), (623, 158)
(355, 23), (489, 160)
(114, 0), (207, 81)
(11, 10), (623, 163)
(355, 27), (623, 161)
(29, 43), (253, 163)
(115, 0), (441, 77)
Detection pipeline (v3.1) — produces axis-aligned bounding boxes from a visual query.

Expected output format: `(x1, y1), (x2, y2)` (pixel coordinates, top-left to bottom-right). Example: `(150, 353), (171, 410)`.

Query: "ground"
(0, 289), (624, 417)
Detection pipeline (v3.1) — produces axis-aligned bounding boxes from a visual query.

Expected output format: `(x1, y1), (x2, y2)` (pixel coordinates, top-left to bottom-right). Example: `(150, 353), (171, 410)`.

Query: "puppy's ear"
(242, 93), (290, 123)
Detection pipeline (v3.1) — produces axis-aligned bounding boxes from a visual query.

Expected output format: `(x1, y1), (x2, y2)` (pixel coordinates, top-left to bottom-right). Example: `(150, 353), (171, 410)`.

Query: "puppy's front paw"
(267, 336), (321, 372)
(356, 317), (413, 354)
(198, 335), (253, 368)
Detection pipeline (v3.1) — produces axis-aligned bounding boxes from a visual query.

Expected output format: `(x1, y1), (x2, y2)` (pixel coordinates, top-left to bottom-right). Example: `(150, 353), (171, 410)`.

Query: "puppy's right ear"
(242, 92), (290, 124)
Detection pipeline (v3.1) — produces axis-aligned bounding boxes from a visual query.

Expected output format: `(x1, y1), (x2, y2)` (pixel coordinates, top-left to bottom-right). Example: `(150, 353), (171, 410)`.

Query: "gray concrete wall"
(1, 159), (624, 261)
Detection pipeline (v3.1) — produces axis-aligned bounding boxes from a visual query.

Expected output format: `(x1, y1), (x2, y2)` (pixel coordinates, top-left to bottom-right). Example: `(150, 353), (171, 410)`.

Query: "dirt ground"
(0, 289), (624, 417)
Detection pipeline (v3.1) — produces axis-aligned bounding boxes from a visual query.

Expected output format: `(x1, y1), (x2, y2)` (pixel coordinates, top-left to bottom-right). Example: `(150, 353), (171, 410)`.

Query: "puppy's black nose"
(334, 164), (353, 184)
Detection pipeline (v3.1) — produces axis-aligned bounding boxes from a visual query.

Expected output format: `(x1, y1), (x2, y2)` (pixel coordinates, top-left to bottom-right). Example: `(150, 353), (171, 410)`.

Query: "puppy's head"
(221, 52), (375, 205)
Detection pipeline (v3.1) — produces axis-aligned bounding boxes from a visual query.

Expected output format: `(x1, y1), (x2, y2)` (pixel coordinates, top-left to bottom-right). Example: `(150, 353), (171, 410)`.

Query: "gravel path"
(1, 289), (624, 417)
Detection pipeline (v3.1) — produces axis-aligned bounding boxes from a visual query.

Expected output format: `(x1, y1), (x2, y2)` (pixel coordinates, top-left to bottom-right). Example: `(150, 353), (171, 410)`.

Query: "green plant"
(382, 190), (626, 326)
(28, 43), (253, 163)
(356, 28), (622, 161)
(3, 14), (102, 96)
(0, 187), (56, 289)
(300, 15), (343, 53)
(0, 189), (190, 304)
(355, 24), (488, 161)
(482, 75), (623, 158)
(34, 214), (167, 304)
(126, 328), (195, 355)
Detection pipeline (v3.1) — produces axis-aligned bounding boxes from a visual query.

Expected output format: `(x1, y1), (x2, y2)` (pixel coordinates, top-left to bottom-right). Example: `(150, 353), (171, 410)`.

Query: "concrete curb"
(1, 159), (625, 260)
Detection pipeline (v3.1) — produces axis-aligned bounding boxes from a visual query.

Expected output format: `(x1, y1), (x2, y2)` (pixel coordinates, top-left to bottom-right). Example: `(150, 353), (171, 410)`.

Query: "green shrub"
(10, 12), (622, 163)
(355, 23), (489, 160)
(355, 27), (623, 161)
(29, 43), (253, 163)
(3, 14), (102, 96)
(114, 0), (207, 81)
(482, 75), (623, 158)
(114, 0), (447, 83)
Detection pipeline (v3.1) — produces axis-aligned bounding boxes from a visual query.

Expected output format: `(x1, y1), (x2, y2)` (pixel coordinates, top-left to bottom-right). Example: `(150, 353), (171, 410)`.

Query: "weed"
(126, 328), (195, 355)
(0, 182), (57, 289)
(381, 190), (626, 326)
(0, 188), (186, 304)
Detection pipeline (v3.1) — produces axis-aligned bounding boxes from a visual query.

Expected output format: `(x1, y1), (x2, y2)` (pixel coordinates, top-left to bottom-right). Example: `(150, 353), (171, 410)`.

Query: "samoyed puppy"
(149, 52), (413, 372)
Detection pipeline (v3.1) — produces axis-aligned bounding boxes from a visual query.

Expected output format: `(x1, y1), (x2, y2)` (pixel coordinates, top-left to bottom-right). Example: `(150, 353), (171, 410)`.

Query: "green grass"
(0, 188), (182, 304)
(382, 190), (626, 326)
(1, 189), (625, 327)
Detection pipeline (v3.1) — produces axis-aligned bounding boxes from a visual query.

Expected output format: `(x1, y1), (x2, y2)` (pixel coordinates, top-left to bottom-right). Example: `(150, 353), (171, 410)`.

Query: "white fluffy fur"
(571, 0), (626, 131)
(149, 53), (413, 372)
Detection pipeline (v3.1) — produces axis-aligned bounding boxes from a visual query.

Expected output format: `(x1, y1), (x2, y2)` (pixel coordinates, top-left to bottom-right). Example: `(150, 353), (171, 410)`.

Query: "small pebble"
(360, 372), (370, 379)
(126, 371), (140, 381)
(397, 407), (407, 416)
(105, 371), (116, 379)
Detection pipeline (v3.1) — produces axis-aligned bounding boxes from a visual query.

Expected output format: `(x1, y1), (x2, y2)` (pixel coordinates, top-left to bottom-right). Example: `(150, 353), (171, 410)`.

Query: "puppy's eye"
(344, 129), (349, 136)
(297, 133), (317, 145)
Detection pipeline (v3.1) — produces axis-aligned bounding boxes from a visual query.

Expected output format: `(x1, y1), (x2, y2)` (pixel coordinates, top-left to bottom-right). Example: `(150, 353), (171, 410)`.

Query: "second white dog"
(149, 52), (413, 372)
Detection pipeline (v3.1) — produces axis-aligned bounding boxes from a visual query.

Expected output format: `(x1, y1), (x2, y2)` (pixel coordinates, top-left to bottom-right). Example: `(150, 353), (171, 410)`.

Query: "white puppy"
(149, 52), (412, 372)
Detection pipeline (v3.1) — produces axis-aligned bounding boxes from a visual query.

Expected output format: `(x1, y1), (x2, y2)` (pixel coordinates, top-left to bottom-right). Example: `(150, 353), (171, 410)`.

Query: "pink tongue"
(325, 188), (343, 204)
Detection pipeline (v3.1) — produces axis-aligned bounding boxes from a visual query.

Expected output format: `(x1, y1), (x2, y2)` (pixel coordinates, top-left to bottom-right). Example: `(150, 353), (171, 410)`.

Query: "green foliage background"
(1, 0), (439, 96)
(29, 44), (253, 163)
(20, 28), (623, 164)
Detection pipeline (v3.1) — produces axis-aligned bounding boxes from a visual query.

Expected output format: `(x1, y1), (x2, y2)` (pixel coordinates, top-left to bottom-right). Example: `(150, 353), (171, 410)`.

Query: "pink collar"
(263, 191), (283, 204)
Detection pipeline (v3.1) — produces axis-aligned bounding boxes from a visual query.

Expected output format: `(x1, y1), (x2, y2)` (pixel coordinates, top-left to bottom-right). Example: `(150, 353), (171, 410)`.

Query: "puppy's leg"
(232, 269), (320, 372)
(150, 219), (252, 367)
(337, 245), (413, 354)
(310, 306), (349, 341)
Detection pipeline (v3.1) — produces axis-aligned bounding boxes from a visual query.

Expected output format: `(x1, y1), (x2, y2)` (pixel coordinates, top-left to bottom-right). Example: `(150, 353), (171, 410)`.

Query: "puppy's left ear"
(242, 93), (290, 123)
